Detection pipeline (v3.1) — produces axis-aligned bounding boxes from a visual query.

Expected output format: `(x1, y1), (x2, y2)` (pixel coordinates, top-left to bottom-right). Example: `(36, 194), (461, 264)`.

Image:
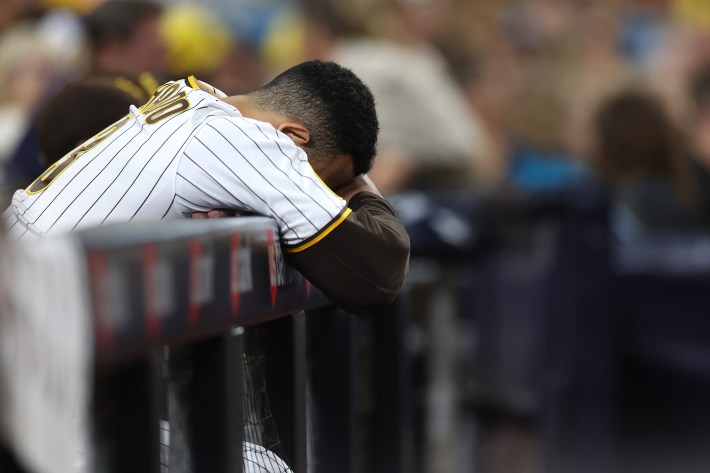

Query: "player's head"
(247, 60), (379, 179)
(84, 0), (167, 78)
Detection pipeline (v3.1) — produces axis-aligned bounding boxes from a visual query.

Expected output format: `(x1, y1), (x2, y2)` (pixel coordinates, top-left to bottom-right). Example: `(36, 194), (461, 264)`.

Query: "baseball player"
(3, 60), (409, 313)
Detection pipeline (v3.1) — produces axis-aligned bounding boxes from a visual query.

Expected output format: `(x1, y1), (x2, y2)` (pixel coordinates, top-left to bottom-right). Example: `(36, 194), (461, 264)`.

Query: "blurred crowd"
(3, 0), (710, 237)
(3, 2), (710, 473)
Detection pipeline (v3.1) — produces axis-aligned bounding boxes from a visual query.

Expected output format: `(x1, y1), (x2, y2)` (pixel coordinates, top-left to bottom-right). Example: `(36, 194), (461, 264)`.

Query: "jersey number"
(140, 82), (190, 124)
(27, 114), (132, 195)
(26, 82), (191, 195)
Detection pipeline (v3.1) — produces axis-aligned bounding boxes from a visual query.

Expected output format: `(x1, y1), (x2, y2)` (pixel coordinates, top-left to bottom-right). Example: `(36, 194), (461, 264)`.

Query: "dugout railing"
(0, 217), (412, 473)
(396, 188), (710, 473)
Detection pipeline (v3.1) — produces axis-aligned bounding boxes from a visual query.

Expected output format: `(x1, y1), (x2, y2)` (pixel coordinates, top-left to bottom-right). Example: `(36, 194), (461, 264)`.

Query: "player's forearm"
(286, 192), (410, 313)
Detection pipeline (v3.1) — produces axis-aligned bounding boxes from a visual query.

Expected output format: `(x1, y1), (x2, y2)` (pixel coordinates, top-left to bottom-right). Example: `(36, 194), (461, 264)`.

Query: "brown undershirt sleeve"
(285, 191), (410, 313)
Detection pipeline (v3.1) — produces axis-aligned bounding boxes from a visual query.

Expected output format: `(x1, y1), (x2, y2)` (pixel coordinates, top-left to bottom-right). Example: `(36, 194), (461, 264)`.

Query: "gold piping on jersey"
(26, 113), (133, 195)
(187, 75), (200, 90)
(286, 207), (352, 253)
(187, 75), (218, 97)
(307, 162), (347, 202)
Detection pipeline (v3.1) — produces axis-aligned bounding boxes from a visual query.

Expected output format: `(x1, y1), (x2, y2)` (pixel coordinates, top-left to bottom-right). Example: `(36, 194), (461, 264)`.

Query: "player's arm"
(178, 118), (409, 312)
(188, 191), (410, 314)
(284, 184), (410, 314)
(189, 177), (410, 313)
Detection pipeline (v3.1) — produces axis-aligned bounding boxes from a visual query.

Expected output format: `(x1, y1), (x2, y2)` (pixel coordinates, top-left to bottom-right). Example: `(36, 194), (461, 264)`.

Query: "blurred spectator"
(204, 41), (266, 96)
(686, 62), (710, 221)
(36, 76), (142, 166)
(503, 2), (629, 192)
(591, 89), (709, 235)
(0, 0), (37, 34)
(159, 4), (231, 80)
(159, 3), (264, 96)
(4, 0), (166, 187)
(299, 0), (489, 194)
(84, 0), (167, 82)
(0, 9), (85, 192)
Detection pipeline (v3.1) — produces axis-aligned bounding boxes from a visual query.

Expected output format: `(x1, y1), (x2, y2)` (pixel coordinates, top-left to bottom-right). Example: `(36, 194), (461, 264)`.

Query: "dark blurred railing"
(396, 188), (710, 473)
(6, 189), (710, 473)
(0, 217), (412, 473)
(81, 217), (321, 473)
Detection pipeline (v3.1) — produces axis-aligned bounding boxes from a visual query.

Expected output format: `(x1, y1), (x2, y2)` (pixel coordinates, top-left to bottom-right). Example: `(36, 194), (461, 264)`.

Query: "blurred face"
(100, 13), (167, 79)
(693, 105), (710, 167)
(395, 0), (445, 43)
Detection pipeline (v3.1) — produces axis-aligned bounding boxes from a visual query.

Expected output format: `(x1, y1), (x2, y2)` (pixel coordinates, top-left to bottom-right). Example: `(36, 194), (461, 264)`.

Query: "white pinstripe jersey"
(3, 77), (350, 252)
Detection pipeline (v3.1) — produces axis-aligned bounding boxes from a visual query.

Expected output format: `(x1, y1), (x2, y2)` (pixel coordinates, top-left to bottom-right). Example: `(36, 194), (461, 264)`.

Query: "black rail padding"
(612, 238), (710, 473)
(93, 349), (163, 473)
(308, 306), (357, 473)
(371, 293), (414, 473)
(539, 194), (614, 473)
(0, 443), (25, 473)
(292, 312), (308, 473)
(392, 186), (611, 262)
(77, 217), (329, 367)
(189, 327), (245, 473)
(261, 313), (308, 473)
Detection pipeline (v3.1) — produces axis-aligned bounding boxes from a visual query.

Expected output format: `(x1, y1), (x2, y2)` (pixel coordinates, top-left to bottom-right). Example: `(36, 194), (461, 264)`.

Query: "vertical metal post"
(263, 312), (309, 473)
(425, 270), (459, 473)
(292, 311), (308, 473)
(0, 444), (25, 473)
(94, 349), (163, 473)
(372, 294), (414, 473)
(308, 307), (357, 473)
(190, 326), (245, 473)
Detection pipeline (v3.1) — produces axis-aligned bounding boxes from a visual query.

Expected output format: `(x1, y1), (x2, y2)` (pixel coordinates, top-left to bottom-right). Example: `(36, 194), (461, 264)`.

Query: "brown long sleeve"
(285, 192), (410, 313)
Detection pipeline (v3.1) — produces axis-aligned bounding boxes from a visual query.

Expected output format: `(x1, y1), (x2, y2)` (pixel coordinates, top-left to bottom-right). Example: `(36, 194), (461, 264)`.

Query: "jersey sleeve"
(174, 116), (349, 246)
(285, 191), (411, 313)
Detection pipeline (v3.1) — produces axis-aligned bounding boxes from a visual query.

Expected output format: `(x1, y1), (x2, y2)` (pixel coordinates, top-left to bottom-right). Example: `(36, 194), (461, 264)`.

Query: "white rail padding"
(0, 236), (92, 473)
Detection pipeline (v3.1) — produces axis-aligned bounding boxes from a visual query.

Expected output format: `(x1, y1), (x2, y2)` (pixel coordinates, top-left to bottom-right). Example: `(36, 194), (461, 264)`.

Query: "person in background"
(6, 0), (167, 191)
(299, 0), (489, 194)
(687, 62), (710, 221)
(75, 0), (165, 106)
(36, 77), (143, 166)
(0, 6), (87, 194)
(590, 88), (709, 236)
(83, 0), (167, 84)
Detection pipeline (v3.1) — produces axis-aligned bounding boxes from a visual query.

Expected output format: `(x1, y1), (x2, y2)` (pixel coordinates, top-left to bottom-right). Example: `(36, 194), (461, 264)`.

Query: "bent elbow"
(287, 227), (411, 314)
(337, 238), (410, 314)
(338, 285), (400, 314)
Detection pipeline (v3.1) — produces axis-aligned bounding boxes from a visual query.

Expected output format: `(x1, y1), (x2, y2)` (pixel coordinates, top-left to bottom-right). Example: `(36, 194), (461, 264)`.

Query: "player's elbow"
(336, 237), (410, 314)
(286, 228), (411, 314)
(337, 284), (402, 314)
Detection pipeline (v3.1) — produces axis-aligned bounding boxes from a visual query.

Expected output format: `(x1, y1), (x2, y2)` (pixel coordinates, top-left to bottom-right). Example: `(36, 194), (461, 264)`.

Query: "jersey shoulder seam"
(284, 207), (352, 253)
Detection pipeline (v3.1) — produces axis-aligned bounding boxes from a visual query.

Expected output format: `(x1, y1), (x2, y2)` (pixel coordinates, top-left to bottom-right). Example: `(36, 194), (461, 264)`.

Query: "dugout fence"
(0, 217), (412, 473)
(396, 188), (710, 473)
(9, 187), (710, 473)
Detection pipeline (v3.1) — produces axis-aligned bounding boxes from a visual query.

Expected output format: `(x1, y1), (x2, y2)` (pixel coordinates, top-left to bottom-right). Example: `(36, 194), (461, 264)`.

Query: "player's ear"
(278, 122), (310, 146)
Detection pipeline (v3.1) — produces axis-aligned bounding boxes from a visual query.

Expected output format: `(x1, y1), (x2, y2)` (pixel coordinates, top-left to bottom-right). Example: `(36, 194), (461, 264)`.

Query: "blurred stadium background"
(3, 0), (710, 472)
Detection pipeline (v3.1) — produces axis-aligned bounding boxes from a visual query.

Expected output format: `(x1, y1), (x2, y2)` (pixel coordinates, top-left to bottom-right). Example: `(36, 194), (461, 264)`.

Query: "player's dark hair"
(84, 0), (162, 48)
(249, 60), (379, 176)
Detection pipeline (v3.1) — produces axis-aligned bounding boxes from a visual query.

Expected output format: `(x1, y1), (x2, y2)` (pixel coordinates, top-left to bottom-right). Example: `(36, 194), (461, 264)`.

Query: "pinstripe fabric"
(4, 79), (347, 246)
